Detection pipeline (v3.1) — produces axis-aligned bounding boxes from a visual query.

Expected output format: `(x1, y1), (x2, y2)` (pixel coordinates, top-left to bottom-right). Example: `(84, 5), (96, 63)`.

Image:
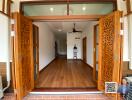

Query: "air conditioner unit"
(0, 76), (3, 99)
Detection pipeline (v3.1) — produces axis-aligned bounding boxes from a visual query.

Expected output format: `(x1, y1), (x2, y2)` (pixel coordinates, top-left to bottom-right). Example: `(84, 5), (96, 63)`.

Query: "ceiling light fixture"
(82, 7), (86, 11)
(58, 29), (62, 32)
(50, 7), (54, 12)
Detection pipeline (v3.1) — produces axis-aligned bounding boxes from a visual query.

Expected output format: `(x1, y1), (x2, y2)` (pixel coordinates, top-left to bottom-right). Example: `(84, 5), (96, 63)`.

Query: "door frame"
(93, 24), (99, 82)
(10, 11), (123, 100)
(33, 24), (39, 86)
(82, 37), (87, 63)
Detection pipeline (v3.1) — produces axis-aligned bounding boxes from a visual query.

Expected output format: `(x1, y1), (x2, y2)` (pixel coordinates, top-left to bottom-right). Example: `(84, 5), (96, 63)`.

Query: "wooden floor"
(36, 58), (96, 88)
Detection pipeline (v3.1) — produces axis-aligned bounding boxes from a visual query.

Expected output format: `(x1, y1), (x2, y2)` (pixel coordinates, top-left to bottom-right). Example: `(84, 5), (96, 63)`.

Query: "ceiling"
(44, 21), (97, 37)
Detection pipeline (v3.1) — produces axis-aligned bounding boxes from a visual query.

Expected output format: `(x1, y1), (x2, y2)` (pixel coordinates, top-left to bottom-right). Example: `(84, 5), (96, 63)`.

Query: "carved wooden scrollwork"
(98, 11), (121, 92)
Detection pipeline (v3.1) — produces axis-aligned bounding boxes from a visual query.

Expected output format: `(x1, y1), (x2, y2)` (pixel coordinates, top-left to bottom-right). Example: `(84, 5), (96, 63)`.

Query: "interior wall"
(0, 13), (13, 89)
(0, 14), (9, 62)
(67, 33), (82, 59)
(11, 0), (20, 12)
(82, 21), (97, 67)
(34, 22), (55, 71)
(128, 14), (132, 69)
(117, 0), (132, 69)
(55, 34), (67, 55)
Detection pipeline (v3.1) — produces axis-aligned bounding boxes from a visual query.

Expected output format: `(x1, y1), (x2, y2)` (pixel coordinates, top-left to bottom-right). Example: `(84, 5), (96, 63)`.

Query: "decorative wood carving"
(98, 11), (122, 93)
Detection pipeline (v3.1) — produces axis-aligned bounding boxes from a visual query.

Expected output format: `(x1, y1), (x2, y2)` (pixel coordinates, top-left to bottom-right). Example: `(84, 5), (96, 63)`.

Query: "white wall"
(55, 35), (67, 55)
(128, 14), (132, 69)
(34, 22), (55, 71)
(82, 22), (97, 67)
(0, 14), (10, 62)
(117, 0), (132, 69)
(11, 0), (20, 12)
(67, 33), (82, 59)
(0, 1), (2, 11)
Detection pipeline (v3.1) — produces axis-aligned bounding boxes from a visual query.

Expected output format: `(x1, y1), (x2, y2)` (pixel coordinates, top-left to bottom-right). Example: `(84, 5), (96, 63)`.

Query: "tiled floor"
(2, 93), (115, 100)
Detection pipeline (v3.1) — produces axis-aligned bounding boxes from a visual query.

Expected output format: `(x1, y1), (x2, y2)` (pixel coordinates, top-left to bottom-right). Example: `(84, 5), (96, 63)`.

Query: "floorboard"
(36, 58), (96, 88)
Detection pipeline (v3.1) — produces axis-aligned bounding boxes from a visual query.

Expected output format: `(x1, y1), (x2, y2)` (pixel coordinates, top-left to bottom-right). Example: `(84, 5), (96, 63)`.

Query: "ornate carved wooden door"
(13, 13), (34, 100)
(98, 11), (122, 92)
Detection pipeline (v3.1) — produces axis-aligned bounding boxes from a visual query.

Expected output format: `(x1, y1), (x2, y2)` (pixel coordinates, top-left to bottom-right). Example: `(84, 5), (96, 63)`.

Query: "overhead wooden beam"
(20, 0), (116, 16)
(20, 0), (116, 5)
(28, 15), (105, 21)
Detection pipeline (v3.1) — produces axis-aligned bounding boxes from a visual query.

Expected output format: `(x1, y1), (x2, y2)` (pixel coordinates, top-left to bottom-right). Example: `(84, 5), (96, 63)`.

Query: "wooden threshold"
(33, 87), (98, 92)
(28, 15), (105, 21)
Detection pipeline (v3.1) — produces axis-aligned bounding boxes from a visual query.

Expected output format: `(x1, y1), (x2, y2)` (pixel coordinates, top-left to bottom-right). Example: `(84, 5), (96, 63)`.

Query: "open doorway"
(12, 10), (123, 99)
(33, 21), (98, 89)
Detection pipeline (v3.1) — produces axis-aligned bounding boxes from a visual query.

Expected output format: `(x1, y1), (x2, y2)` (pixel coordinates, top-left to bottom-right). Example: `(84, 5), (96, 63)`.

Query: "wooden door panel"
(98, 11), (122, 91)
(83, 37), (87, 63)
(13, 12), (34, 100)
(93, 24), (99, 82)
(33, 25), (39, 86)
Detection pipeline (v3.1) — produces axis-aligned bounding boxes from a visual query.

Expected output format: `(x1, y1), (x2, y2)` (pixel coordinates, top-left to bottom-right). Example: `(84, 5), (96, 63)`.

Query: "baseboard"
(67, 59), (82, 60)
(80, 60), (93, 69)
(39, 58), (56, 74)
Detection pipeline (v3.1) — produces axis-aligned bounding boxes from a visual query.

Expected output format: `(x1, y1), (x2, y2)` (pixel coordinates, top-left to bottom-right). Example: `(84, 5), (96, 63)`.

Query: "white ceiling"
(44, 21), (97, 36)
(43, 21), (92, 39)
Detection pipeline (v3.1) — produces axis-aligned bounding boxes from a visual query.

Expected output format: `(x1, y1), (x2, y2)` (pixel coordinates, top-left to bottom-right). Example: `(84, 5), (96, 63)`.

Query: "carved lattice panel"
(98, 11), (121, 91)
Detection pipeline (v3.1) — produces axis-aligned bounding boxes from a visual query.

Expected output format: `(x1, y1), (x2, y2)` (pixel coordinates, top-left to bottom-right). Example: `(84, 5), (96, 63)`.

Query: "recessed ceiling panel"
(23, 3), (113, 16)
(24, 4), (67, 16)
(69, 3), (113, 15)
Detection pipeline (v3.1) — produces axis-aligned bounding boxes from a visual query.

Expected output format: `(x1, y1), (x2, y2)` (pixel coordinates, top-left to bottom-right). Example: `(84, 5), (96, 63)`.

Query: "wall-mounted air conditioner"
(0, 76), (3, 99)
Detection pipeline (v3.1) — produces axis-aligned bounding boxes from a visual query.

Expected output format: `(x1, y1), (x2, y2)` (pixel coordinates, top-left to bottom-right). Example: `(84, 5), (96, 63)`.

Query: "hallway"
(36, 58), (96, 88)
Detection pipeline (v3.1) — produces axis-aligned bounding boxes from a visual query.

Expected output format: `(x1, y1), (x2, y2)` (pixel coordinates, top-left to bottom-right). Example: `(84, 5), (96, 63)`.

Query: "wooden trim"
(11, 37), (16, 90)
(20, 0), (116, 3)
(7, 0), (11, 16)
(124, 0), (132, 16)
(29, 15), (103, 21)
(0, 11), (9, 17)
(33, 87), (98, 92)
(20, 0), (116, 16)
(126, 0), (131, 14)
(11, 13), (16, 90)
(20, 0), (116, 4)
(13, 12), (22, 100)
(124, 11), (132, 16)
(33, 24), (39, 86)
(80, 59), (93, 69)
(2, 0), (5, 12)
(117, 12), (123, 100)
(20, 2), (24, 15)
(82, 37), (87, 63)
(93, 24), (99, 83)
(39, 58), (56, 74)
(113, 1), (117, 11)
(119, 12), (123, 83)
(0, 0), (11, 17)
